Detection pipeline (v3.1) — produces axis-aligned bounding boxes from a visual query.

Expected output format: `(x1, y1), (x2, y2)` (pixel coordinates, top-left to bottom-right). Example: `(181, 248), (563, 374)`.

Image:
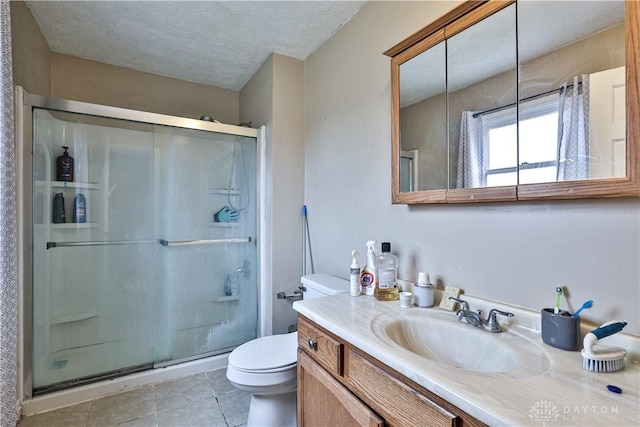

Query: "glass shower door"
(153, 126), (258, 364)
(30, 105), (259, 394)
(32, 109), (159, 392)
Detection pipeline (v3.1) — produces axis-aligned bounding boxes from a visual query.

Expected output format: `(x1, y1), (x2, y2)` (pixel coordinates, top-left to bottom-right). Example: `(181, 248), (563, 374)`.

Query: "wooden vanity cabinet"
(298, 351), (384, 427)
(297, 316), (486, 427)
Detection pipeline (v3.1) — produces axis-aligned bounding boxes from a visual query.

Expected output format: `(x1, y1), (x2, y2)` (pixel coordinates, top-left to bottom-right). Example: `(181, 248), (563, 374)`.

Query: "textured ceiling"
(25, 1), (366, 91)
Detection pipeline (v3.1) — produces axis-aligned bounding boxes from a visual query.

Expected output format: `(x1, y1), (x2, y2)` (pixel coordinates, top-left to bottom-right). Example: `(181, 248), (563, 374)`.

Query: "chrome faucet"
(449, 297), (514, 333)
(449, 296), (469, 311)
(484, 308), (515, 333)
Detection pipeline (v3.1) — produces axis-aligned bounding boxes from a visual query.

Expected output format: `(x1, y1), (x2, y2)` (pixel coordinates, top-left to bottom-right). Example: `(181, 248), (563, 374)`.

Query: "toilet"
(226, 274), (349, 427)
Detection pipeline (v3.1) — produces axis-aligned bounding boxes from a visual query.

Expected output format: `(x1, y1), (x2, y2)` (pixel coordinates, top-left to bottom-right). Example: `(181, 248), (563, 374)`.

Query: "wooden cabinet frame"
(386, 0), (640, 204)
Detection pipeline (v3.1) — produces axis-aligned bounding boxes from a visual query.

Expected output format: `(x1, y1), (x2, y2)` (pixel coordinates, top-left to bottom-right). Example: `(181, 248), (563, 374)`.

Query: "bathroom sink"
(371, 310), (551, 377)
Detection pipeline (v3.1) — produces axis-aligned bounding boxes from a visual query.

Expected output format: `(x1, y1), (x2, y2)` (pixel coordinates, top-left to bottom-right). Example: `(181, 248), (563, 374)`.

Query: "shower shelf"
(212, 295), (240, 302)
(208, 222), (238, 228)
(36, 180), (101, 190)
(52, 181), (100, 190)
(51, 311), (97, 325)
(51, 223), (99, 230)
(209, 188), (240, 196)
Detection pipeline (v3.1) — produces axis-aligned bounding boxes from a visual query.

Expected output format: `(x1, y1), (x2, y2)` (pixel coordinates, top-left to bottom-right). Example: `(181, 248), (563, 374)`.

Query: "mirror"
(389, 0), (638, 204)
(399, 41), (446, 191)
(517, 0), (625, 184)
(447, 4), (517, 190)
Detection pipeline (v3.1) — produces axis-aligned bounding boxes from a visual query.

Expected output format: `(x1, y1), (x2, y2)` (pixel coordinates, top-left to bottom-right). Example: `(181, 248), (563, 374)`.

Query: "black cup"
(541, 308), (581, 351)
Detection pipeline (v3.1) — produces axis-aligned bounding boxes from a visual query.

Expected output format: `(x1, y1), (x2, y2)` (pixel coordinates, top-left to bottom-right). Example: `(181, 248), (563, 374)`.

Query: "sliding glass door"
(30, 106), (259, 394)
(153, 126), (258, 364)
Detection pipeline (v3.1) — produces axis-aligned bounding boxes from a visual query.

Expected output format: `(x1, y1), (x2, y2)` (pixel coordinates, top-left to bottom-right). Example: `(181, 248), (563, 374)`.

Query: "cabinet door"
(347, 350), (460, 427)
(298, 316), (343, 376)
(298, 350), (384, 427)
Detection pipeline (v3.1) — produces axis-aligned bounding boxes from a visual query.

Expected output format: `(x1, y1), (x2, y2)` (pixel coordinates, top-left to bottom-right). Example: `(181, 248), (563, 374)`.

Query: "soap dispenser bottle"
(375, 242), (399, 301)
(360, 240), (377, 296)
(349, 250), (361, 296)
(56, 146), (74, 182)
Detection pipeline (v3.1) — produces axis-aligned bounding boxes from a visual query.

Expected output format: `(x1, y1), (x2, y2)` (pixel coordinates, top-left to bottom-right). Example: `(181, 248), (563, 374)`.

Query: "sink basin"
(371, 310), (550, 377)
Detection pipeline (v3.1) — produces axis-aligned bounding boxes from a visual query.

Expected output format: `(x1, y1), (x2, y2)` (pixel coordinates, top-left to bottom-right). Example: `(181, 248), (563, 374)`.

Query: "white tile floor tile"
(155, 374), (214, 411)
(156, 397), (226, 427)
(87, 386), (156, 426)
(18, 369), (250, 427)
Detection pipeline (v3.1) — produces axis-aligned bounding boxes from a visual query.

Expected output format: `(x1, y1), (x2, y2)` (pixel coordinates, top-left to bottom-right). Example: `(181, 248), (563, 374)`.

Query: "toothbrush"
(572, 299), (593, 317)
(554, 287), (562, 314)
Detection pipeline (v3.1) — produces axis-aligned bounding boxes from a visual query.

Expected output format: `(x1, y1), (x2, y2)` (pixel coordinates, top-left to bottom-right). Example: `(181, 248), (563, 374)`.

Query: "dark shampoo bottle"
(52, 193), (66, 223)
(57, 146), (74, 182)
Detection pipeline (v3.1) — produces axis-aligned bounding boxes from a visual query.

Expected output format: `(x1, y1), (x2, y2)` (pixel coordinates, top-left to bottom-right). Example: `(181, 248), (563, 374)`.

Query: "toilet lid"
(229, 332), (297, 371)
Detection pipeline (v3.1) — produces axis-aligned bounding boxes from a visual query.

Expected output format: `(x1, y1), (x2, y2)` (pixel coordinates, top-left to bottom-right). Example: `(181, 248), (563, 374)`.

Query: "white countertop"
(293, 293), (640, 426)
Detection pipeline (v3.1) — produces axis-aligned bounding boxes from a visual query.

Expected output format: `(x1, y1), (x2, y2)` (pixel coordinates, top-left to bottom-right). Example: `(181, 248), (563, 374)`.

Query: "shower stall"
(17, 87), (266, 398)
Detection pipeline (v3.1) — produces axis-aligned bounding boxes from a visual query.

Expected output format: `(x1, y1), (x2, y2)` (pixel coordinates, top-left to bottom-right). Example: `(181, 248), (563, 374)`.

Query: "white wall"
(305, 1), (640, 334)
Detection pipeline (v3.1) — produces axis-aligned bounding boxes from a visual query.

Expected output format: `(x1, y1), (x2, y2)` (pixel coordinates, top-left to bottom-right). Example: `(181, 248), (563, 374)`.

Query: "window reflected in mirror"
(483, 93), (559, 186)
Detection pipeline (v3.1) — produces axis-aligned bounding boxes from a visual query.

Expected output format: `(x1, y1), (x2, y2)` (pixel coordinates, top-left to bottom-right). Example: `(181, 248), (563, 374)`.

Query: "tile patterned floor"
(17, 369), (251, 427)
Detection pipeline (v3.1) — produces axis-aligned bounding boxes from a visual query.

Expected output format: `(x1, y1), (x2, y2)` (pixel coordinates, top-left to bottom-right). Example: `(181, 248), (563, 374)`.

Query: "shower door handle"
(47, 239), (157, 249)
(159, 237), (252, 247)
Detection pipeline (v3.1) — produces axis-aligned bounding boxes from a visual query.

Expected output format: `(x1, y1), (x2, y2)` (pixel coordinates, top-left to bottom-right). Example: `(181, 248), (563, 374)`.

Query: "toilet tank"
(301, 274), (349, 300)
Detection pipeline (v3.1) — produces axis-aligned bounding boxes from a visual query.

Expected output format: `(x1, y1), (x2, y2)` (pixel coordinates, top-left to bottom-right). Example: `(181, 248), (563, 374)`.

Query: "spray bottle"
(349, 250), (361, 296)
(360, 240), (377, 296)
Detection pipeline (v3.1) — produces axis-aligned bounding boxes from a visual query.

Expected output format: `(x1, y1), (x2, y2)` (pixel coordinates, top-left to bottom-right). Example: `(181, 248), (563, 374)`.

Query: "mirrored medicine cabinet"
(385, 0), (639, 204)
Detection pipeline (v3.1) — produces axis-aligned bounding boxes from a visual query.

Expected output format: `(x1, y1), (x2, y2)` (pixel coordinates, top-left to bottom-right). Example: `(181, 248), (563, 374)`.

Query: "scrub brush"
(581, 321), (627, 372)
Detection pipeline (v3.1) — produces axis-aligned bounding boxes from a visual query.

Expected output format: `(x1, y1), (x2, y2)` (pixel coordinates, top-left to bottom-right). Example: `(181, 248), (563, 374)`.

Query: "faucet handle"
(486, 309), (515, 332)
(448, 297), (469, 311)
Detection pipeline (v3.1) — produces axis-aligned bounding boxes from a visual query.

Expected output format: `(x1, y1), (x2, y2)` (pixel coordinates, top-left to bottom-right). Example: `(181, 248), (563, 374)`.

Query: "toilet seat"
(231, 362), (296, 374)
(228, 332), (297, 373)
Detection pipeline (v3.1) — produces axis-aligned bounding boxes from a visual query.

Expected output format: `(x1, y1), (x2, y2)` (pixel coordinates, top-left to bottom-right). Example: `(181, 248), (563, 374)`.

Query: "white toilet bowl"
(226, 274), (349, 427)
(226, 332), (298, 427)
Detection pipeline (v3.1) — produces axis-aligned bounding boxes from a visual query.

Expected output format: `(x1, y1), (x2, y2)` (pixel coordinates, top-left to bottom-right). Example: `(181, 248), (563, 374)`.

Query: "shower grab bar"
(47, 237), (252, 249)
(47, 240), (157, 249)
(159, 237), (252, 247)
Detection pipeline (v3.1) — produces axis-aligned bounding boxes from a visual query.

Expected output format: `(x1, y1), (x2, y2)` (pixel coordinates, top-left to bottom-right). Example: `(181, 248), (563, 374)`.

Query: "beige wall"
(240, 54), (305, 335)
(399, 92), (447, 190)
(271, 54), (305, 334)
(11, 0), (50, 96)
(305, 1), (640, 334)
(51, 53), (239, 123)
(240, 56), (275, 334)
